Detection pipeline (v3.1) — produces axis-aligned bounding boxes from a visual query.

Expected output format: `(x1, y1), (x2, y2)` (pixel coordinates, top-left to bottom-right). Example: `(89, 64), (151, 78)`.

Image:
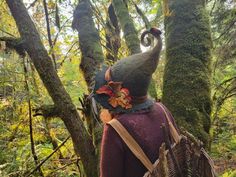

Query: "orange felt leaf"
(108, 81), (122, 93)
(117, 96), (132, 109)
(120, 88), (130, 96)
(125, 103), (132, 109)
(96, 85), (113, 96)
(97, 80), (132, 109)
(108, 97), (119, 108)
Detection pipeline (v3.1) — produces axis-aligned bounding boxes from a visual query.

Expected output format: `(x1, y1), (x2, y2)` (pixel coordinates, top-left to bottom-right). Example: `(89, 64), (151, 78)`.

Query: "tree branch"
(6, 1), (97, 176)
(27, 0), (39, 9)
(112, 0), (141, 54)
(26, 135), (71, 177)
(23, 57), (44, 176)
(42, 0), (57, 70)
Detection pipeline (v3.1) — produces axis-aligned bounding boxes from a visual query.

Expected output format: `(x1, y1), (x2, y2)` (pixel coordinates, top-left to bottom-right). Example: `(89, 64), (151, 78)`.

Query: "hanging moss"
(163, 0), (212, 145)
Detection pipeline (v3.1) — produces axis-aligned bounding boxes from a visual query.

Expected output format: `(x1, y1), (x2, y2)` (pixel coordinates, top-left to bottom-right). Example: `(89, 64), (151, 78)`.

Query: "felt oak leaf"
(107, 81), (122, 93)
(108, 97), (119, 107)
(96, 81), (132, 109)
(96, 85), (114, 96)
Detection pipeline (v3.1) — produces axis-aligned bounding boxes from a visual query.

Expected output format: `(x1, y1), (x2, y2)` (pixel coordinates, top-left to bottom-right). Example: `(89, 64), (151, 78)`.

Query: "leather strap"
(157, 103), (181, 143)
(108, 119), (154, 172)
(105, 67), (112, 81)
(107, 103), (181, 172)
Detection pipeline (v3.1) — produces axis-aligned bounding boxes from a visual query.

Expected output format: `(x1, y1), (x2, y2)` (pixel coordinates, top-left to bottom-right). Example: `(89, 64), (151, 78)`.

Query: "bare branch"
(43, 0), (57, 70)
(27, 0), (39, 9)
(26, 136), (71, 177)
(23, 57), (44, 176)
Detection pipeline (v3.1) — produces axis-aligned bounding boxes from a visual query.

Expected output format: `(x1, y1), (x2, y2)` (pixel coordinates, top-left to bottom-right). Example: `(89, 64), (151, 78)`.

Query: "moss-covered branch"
(112, 0), (141, 54)
(105, 3), (121, 62)
(72, 0), (104, 91)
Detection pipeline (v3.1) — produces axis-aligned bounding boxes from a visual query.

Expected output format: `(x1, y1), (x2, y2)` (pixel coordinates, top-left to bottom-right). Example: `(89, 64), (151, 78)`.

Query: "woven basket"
(143, 134), (216, 177)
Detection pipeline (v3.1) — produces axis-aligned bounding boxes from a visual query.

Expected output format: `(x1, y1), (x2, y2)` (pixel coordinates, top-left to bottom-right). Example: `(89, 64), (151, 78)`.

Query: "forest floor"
(214, 157), (236, 175)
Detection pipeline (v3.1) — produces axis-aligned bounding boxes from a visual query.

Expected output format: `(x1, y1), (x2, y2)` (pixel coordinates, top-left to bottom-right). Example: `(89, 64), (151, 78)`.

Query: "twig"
(213, 76), (236, 99)
(47, 158), (80, 176)
(26, 135), (71, 177)
(210, 0), (217, 16)
(52, 16), (73, 46)
(214, 18), (236, 41)
(43, 0), (57, 71)
(23, 57), (44, 177)
(132, 1), (151, 29)
(59, 41), (78, 66)
(44, 118), (64, 161)
(0, 28), (16, 37)
(27, 0), (39, 9)
(89, 0), (107, 28)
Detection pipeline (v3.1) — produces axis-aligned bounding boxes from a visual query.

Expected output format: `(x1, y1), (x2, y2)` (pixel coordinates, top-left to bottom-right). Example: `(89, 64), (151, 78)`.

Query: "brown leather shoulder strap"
(108, 119), (154, 172)
(157, 103), (181, 143)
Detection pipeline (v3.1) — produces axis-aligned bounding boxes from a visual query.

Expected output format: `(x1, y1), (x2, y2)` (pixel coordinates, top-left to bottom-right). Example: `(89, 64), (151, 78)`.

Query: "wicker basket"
(143, 134), (216, 177)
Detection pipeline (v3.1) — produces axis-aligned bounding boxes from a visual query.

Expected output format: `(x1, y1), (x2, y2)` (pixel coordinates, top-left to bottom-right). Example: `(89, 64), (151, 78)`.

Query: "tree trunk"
(6, 1), (98, 176)
(105, 3), (121, 62)
(112, 0), (141, 54)
(72, 0), (104, 168)
(162, 0), (212, 145)
(72, 0), (104, 91)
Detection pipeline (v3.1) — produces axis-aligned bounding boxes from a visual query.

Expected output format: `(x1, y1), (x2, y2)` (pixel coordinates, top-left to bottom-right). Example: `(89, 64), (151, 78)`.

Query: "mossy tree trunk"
(105, 4), (121, 62)
(73, 0), (104, 91)
(6, 1), (98, 177)
(162, 0), (212, 145)
(72, 1), (104, 176)
(112, 0), (141, 54)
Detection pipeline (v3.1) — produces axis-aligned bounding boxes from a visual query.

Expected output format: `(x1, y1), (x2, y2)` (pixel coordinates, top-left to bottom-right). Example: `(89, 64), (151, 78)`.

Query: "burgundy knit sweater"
(100, 102), (177, 177)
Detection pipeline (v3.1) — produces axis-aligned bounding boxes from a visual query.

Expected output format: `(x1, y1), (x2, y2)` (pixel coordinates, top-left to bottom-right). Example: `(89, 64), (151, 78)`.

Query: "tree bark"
(6, 1), (98, 176)
(105, 3), (121, 62)
(162, 0), (212, 145)
(112, 0), (141, 54)
(72, 0), (104, 91)
(72, 0), (104, 167)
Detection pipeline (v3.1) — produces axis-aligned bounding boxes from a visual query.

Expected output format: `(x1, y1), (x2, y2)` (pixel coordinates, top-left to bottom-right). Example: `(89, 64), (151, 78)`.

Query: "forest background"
(0, 0), (235, 177)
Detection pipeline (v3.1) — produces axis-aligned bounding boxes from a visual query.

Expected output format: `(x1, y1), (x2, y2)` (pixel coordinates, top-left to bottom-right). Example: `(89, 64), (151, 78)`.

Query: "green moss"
(163, 0), (212, 145)
(112, 0), (140, 54)
(74, 0), (104, 91)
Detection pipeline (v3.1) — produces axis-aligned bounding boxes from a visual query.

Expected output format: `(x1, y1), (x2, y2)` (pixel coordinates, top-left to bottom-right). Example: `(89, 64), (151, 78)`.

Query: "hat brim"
(93, 65), (154, 113)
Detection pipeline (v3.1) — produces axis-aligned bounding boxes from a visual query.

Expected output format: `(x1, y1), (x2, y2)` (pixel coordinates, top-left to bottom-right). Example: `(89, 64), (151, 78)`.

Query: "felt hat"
(93, 28), (162, 113)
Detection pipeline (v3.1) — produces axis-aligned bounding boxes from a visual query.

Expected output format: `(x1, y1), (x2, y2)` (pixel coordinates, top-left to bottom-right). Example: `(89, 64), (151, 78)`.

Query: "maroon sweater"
(100, 102), (177, 177)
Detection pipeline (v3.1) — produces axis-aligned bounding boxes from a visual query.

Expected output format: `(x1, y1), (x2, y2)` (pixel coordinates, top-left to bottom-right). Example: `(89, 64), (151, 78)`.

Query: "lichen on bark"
(163, 0), (212, 145)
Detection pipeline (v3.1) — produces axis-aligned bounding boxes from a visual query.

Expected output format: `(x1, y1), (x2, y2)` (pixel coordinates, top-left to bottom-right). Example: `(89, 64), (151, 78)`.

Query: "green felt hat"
(93, 28), (162, 113)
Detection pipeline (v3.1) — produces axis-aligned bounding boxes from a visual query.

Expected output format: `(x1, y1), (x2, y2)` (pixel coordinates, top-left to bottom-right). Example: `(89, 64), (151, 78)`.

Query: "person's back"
(100, 103), (176, 177)
(93, 28), (164, 177)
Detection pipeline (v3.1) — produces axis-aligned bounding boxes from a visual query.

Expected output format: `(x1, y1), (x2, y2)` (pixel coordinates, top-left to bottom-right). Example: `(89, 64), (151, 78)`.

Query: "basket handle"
(157, 103), (181, 144)
(108, 119), (154, 172)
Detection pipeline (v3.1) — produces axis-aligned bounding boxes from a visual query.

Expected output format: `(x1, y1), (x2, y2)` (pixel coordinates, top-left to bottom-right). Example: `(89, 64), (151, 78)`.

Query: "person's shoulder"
(152, 102), (170, 112)
(148, 102), (164, 113)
